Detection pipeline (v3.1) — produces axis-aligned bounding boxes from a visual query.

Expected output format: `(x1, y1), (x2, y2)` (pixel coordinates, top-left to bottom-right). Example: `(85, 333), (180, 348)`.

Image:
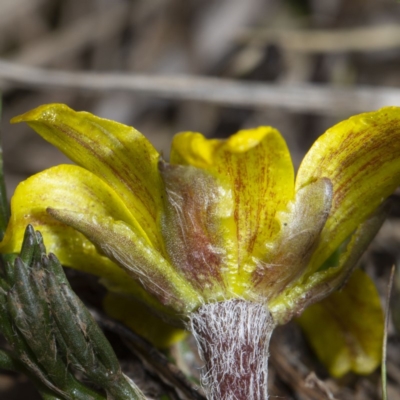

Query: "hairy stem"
(190, 299), (275, 400)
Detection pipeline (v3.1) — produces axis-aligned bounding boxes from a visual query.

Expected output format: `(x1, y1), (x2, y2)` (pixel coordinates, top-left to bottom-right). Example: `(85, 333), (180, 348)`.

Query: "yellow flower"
(2, 104), (400, 375)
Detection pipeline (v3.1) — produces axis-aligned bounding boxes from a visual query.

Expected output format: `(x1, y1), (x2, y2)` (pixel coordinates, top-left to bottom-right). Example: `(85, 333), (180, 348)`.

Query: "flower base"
(190, 299), (275, 400)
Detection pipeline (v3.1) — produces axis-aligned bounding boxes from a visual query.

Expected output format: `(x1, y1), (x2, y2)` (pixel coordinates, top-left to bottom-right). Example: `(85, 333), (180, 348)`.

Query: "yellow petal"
(297, 270), (383, 377)
(11, 104), (164, 250)
(103, 292), (186, 348)
(171, 128), (294, 293)
(296, 107), (400, 271)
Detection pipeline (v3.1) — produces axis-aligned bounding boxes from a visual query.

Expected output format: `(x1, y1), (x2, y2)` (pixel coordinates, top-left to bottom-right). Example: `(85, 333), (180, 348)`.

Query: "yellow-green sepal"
(251, 178), (332, 298)
(269, 198), (390, 324)
(159, 161), (231, 299)
(0, 164), (199, 317)
(49, 206), (202, 314)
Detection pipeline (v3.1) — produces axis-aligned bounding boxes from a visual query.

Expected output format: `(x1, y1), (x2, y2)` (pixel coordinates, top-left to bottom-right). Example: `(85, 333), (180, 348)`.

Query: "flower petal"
(251, 178), (332, 297)
(11, 104), (164, 250)
(297, 270), (383, 377)
(296, 106), (400, 271)
(171, 128), (295, 291)
(0, 165), (191, 318)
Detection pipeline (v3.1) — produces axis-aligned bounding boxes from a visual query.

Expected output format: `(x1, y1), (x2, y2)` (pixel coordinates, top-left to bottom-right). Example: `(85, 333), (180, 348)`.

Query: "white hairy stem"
(190, 299), (275, 400)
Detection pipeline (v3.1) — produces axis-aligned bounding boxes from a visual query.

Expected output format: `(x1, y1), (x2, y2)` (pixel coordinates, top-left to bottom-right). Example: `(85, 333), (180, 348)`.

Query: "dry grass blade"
(1, 60), (400, 114)
(241, 24), (400, 53)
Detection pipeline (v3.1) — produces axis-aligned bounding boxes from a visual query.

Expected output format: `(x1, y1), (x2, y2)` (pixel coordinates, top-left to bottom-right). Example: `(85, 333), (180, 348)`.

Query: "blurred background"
(1, 0), (400, 399)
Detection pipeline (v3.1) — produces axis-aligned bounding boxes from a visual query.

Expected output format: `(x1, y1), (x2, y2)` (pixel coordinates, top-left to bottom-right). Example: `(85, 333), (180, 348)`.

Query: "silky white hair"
(190, 299), (275, 400)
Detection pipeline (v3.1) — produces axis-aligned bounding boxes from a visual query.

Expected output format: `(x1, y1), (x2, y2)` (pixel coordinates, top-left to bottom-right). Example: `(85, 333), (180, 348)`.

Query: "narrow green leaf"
(46, 270), (100, 377)
(62, 284), (121, 376)
(19, 225), (37, 266)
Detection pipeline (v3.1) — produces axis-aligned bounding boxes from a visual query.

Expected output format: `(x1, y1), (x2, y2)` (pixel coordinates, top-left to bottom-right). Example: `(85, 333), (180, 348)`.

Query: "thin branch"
(0, 60), (400, 115)
(240, 24), (400, 53)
